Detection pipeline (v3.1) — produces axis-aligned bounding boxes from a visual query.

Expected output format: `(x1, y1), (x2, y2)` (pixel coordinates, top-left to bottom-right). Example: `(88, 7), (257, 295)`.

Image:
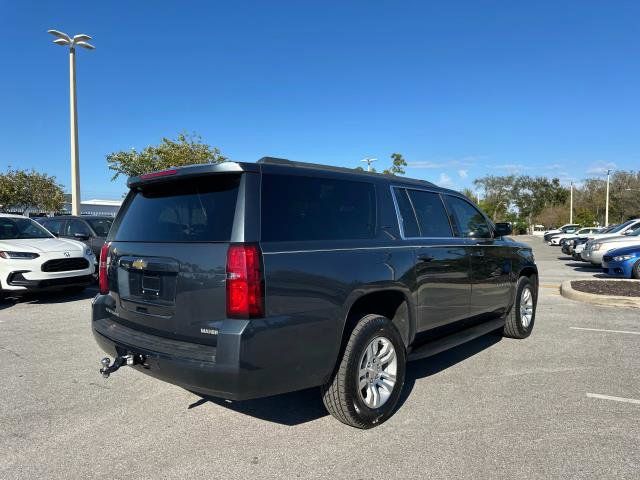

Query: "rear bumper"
(91, 294), (336, 400)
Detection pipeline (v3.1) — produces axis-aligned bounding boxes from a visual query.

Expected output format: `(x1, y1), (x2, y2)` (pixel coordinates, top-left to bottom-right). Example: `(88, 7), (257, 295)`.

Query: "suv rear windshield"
(261, 174), (376, 241)
(112, 175), (241, 242)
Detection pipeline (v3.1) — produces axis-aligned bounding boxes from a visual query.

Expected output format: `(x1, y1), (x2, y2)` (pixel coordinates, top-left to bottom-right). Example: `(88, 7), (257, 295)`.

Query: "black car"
(37, 215), (113, 258)
(92, 158), (538, 428)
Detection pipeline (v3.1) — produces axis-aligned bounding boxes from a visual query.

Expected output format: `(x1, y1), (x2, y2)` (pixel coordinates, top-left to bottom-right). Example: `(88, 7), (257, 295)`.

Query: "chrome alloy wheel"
(520, 286), (534, 328)
(357, 336), (397, 409)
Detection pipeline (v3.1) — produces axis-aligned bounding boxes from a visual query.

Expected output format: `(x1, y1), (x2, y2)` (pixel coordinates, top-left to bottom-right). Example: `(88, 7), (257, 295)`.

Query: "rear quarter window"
(112, 175), (241, 242)
(261, 174), (376, 241)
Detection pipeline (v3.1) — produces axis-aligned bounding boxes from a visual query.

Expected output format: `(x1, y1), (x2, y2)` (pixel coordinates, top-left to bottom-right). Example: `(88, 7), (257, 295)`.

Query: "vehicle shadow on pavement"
(189, 387), (328, 426)
(1, 287), (98, 307)
(563, 262), (601, 272)
(189, 331), (502, 427)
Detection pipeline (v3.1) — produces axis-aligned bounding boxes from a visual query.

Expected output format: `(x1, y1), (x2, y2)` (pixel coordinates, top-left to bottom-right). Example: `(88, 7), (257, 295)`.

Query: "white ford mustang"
(0, 214), (95, 296)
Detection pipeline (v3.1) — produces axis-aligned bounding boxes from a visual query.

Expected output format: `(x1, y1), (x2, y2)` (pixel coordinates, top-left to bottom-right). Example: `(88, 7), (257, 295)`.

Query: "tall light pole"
(605, 168), (612, 226)
(569, 181), (573, 224)
(48, 29), (95, 215)
(361, 157), (377, 172)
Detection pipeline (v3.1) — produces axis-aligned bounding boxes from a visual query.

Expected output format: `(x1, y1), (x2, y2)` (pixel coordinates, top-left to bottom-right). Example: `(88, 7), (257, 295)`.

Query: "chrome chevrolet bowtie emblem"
(132, 259), (147, 270)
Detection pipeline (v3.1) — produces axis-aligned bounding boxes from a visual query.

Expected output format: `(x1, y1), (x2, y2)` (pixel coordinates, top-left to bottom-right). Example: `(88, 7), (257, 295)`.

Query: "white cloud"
(458, 169), (468, 179)
(408, 155), (485, 169)
(491, 163), (528, 174)
(586, 161), (617, 175)
(437, 172), (454, 188)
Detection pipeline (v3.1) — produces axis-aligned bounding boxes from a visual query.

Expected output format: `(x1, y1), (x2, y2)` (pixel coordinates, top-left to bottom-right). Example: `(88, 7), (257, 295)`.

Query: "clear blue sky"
(2, 1), (639, 199)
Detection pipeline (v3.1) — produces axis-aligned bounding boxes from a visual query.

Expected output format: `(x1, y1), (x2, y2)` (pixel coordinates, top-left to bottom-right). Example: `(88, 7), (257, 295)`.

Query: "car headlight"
(592, 243), (602, 251)
(86, 248), (94, 257)
(0, 251), (40, 259)
(613, 254), (634, 262)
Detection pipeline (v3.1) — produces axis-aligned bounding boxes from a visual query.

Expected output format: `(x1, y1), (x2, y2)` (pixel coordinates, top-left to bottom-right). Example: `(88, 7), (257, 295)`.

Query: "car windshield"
(607, 220), (635, 233)
(86, 218), (113, 237)
(0, 217), (54, 240)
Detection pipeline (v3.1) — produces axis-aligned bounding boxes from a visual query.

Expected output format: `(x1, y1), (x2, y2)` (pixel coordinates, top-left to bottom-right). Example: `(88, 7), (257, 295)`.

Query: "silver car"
(582, 226), (640, 265)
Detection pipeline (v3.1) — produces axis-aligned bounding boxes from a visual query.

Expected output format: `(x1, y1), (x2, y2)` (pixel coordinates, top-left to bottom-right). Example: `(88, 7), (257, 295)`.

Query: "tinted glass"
(65, 220), (92, 237)
(0, 217), (53, 240)
(261, 174), (376, 241)
(407, 190), (452, 237)
(393, 188), (420, 237)
(42, 219), (63, 235)
(87, 218), (113, 237)
(445, 195), (491, 238)
(113, 175), (240, 242)
(609, 220), (635, 233)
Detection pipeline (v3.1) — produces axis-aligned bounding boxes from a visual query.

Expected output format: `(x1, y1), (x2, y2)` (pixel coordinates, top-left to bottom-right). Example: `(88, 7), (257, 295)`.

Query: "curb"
(560, 280), (640, 308)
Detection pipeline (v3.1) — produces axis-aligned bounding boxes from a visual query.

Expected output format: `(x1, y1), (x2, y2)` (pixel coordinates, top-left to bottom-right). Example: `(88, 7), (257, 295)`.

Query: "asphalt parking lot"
(1, 235), (638, 479)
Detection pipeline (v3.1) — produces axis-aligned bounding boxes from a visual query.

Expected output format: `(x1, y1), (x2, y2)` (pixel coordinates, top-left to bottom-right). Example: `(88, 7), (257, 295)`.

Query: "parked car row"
(0, 214), (113, 298)
(544, 218), (640, 279)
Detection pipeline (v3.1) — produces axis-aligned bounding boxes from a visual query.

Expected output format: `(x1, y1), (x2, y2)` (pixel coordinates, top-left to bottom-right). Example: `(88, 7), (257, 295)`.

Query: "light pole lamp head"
(48, 29), (95, 50)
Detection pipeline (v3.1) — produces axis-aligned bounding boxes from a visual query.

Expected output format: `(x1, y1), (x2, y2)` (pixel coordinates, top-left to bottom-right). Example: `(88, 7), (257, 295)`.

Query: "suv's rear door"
(105, 171), (253, 345)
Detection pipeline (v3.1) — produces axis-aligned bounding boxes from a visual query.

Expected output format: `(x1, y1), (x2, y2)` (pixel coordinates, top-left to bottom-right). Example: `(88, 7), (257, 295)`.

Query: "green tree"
(473, 175), (515, 221)
(0, 168), (65, 214)
(106, 132), (227, 180)
(383, 153), (407, 175)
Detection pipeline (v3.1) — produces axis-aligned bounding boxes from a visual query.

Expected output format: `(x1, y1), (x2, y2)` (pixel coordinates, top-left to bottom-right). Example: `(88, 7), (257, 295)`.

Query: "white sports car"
(0, 214), (95, 296)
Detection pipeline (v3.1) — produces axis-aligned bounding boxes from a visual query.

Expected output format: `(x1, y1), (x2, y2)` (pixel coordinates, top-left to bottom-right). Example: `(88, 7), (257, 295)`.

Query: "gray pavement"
(1, 236), (638, 479)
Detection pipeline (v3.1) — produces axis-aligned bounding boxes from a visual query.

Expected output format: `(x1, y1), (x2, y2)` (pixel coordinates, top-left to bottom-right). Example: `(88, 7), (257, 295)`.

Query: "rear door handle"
(417, 254), (434, 262)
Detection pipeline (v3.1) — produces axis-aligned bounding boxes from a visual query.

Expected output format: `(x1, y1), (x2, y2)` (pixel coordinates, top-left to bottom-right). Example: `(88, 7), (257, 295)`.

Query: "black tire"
(321, 314), (406, 429)
(503, 276), (536, 339)
(632, 259), (640, 279)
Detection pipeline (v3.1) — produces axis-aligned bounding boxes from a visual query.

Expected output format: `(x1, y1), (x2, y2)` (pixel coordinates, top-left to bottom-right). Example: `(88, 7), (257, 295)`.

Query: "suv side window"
(261, 174), (376, 242)
(65, 219), (92, 237)
(406, 190), (452, 237)
(444, 195), (492, 238)
(393, 188), (420, 237)
(42, 218), (63, 235)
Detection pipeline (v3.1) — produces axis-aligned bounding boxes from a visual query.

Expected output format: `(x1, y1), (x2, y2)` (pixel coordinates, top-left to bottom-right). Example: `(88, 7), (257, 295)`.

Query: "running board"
(407, 318), (505, 362)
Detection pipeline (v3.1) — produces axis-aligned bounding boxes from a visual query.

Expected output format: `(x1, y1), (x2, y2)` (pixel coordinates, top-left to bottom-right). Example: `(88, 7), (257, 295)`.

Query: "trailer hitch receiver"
(100, 354), (145, 378)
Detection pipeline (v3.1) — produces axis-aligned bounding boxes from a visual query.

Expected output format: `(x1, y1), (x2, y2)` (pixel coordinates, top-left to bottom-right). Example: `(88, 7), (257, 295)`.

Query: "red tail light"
(226, 244), (264, 318)
(99, 242), (110, 294)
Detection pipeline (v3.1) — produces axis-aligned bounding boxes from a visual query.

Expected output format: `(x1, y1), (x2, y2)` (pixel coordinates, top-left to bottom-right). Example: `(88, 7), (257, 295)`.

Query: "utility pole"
(605, 169), (611, 226)
(569, 181), (573, 224)
(48, 30), (95, 215)
(361, 157), (377, 172)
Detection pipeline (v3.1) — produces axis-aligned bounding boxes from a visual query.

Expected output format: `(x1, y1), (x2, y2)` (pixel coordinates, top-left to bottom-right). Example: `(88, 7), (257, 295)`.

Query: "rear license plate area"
(142, 273), (161, 296)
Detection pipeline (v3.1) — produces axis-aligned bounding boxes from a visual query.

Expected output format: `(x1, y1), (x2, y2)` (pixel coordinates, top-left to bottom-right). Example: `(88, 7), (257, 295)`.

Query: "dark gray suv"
(92, 158), (538, 428)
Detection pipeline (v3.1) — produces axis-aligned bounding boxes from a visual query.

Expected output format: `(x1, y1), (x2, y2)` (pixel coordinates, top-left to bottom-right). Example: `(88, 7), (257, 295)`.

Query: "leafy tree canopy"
(106, 132), (226, 180)
(0, 168), (65, 214)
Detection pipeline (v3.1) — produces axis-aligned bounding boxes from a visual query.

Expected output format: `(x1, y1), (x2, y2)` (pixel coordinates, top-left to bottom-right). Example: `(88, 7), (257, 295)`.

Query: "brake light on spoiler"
(140, 169), (178, 180)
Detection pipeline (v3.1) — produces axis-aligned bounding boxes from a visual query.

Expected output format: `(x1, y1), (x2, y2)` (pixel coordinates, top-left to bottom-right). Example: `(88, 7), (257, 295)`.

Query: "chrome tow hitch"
(99, 354), (146, 378)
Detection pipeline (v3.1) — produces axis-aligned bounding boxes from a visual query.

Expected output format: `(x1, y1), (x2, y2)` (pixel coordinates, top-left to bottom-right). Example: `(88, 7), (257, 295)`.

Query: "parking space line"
(570, 327), (640, 335)
(586, 393), (640, 405)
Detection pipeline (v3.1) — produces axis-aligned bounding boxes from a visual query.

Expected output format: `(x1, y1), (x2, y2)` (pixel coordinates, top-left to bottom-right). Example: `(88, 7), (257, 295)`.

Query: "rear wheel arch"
(341, 289), (414, 349)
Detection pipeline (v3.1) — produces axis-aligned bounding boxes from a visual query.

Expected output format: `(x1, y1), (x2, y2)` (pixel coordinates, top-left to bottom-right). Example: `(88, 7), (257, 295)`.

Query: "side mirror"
(494, 222), (512, 237)
(73, 232), (90, 241)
